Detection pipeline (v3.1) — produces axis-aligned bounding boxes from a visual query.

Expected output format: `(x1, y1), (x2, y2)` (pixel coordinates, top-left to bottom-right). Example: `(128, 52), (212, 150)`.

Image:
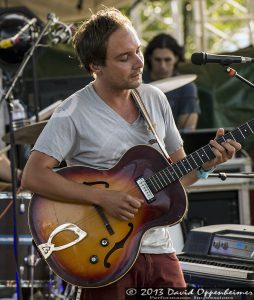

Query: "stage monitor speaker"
(184, 155), (252, 233)
(185, 190), (239, 231)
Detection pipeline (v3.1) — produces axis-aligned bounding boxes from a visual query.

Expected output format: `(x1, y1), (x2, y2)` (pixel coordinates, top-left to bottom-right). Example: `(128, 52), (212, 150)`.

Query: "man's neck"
(92, 81), (130, 106)
(92, 82), (139, 124)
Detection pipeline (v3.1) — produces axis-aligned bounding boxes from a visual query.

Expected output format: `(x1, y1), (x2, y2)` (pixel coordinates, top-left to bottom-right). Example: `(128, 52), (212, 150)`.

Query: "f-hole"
(83, 180), (113, 235)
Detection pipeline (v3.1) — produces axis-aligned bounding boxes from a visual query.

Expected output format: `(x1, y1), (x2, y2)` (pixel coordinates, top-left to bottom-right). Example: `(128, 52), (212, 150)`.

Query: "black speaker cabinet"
(185, 190), (240, 230)
(184, 157), (252, 233)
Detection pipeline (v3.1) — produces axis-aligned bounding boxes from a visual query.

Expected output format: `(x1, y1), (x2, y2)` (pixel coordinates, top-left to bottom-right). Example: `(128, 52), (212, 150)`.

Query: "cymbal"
(2, 121), (47, 145)
(150, 74), (197, 93)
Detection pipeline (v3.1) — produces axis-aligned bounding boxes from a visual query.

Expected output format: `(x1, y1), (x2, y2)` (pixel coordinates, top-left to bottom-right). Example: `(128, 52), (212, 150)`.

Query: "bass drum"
(0, 192), (52, 287)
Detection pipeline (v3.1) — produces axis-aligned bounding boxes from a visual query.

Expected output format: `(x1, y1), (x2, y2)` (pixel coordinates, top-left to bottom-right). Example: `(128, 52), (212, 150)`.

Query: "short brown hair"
(73, 7), (132, 74)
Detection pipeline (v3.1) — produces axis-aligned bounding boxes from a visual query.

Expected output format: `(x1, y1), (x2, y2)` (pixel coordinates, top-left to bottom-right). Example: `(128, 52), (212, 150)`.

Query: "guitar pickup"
(136, 177), (155, 203)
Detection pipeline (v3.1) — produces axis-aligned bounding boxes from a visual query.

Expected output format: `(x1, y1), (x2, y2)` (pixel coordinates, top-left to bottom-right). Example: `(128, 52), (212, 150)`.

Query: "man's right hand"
(98, 189), (144, 221)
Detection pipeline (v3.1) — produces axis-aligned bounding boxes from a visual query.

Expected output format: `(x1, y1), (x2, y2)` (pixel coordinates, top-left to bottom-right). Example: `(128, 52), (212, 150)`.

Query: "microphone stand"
(0, 17), (54, 106)
(0, 16), (55, 300)
(209, 172), (254, 181)
(212, 67), (254, 184)
(223, 65), (254, 89)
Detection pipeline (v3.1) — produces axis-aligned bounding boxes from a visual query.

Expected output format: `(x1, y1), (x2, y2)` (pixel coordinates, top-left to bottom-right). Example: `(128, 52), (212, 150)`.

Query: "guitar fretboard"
(146, 119), (254, 193)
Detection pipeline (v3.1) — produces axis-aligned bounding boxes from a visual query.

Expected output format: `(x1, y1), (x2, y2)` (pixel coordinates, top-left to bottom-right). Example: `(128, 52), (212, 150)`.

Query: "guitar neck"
(146, 119), (254, 193)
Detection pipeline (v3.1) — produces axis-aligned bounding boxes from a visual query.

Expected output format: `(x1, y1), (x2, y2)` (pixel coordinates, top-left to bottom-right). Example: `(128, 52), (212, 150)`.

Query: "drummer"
(143, 33), (200, 132)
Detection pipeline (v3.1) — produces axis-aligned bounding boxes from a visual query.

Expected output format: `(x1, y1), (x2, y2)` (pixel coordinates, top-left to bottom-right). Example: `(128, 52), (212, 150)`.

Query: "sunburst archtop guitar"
(29, 119), (254, 288)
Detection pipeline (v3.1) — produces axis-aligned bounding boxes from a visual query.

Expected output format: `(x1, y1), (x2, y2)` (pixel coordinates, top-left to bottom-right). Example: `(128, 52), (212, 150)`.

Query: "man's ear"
(90, 63), (101, 73)
(90, 63), (102, 78)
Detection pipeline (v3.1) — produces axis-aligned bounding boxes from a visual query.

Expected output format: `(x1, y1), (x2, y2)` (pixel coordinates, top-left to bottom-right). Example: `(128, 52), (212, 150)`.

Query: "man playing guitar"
(22, 7), (241, 300)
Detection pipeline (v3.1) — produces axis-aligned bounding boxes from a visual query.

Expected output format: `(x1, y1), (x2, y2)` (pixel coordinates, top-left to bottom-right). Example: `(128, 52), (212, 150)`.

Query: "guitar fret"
(199, 148), (209, 161)
(231, 128), (243, 141)
(196, 151), (204, 164)
(148, 178), (159, 192)
(174, 164), (184, 178)
(204, 144), (215, 160)
(181, 158), (192, 172)
(217, 135), (226, 143)
(191, 152), (203, 166)
(165, 167), (177, 182)
(239, 128), (246, 139)
(161, 169), (172, 184)
(155, 173), (165, 188)
(229, 132), (236, 141)
(158, 171), (168, 186)
(247, 122), (254, 133)
(153, 175), (162, 190)
(187, 154), (199, 168)
(179, 160), (188, 173)
(241, 125), (253, 138)
(167, 166), (178, 181)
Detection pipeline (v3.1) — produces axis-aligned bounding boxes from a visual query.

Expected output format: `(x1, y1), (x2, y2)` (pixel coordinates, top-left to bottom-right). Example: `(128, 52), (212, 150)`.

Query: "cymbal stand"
(0, 14), (57, 300)
(63, 284), (82, 300)
(24, 244), (41, 300)
(30, 245), (35, 300)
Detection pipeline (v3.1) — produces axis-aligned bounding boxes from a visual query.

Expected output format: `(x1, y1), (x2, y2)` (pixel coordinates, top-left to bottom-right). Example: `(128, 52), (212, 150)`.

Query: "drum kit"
(0, 105), (64, 299)
(0, 74), (197, 299)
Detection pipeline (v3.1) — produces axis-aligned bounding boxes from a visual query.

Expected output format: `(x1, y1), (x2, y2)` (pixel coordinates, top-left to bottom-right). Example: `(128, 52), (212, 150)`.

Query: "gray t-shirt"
(33, 82), (183, 253)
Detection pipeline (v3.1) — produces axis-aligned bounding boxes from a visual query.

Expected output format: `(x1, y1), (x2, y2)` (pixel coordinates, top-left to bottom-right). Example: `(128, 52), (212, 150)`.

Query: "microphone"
(50, 23), (74, 45)
(46, 13), (74, 45)
(191, 52), (254, 65)
(0, 18), (37, 49)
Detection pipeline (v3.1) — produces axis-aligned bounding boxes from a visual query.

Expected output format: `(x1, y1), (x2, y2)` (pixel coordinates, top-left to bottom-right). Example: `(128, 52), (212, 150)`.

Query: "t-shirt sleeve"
(32, 107), (77, 163)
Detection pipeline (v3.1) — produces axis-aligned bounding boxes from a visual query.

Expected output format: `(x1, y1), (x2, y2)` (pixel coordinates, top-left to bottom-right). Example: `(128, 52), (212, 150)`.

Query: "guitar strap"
(131, 89), (171, 162)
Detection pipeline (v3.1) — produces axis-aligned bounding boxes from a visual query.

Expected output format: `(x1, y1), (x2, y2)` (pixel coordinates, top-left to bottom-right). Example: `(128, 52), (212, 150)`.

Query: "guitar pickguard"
(38, 223), (87, 259)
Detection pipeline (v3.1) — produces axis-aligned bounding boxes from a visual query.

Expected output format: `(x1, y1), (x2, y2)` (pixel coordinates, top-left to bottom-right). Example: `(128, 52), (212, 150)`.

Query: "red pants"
(81, 252), (186, 300)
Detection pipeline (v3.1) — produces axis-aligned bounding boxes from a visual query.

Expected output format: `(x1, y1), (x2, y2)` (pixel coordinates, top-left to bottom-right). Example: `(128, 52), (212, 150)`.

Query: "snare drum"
(0, 192), (50, 287)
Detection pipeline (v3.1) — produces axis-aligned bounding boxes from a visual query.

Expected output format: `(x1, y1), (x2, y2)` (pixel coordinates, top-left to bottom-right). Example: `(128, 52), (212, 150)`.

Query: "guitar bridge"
(136, 177), (155, 203)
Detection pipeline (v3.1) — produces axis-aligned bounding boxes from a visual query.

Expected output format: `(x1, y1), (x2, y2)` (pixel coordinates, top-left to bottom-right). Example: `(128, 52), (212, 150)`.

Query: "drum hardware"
(0, 192), (56, 299)
(63, 284), (82, 300)
(19, 196), (25, 214)
(25, 245), (40, 300)
(2, 121), (47, 145)
(23, 254), (41, 268)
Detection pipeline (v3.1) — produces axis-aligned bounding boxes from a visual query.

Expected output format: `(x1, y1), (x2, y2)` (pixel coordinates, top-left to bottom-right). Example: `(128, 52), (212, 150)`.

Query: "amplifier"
(178, 224), (254, 288)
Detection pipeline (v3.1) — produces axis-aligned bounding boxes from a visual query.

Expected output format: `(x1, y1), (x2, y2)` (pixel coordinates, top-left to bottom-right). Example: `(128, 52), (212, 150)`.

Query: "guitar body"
(29, 145), (188, 287)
